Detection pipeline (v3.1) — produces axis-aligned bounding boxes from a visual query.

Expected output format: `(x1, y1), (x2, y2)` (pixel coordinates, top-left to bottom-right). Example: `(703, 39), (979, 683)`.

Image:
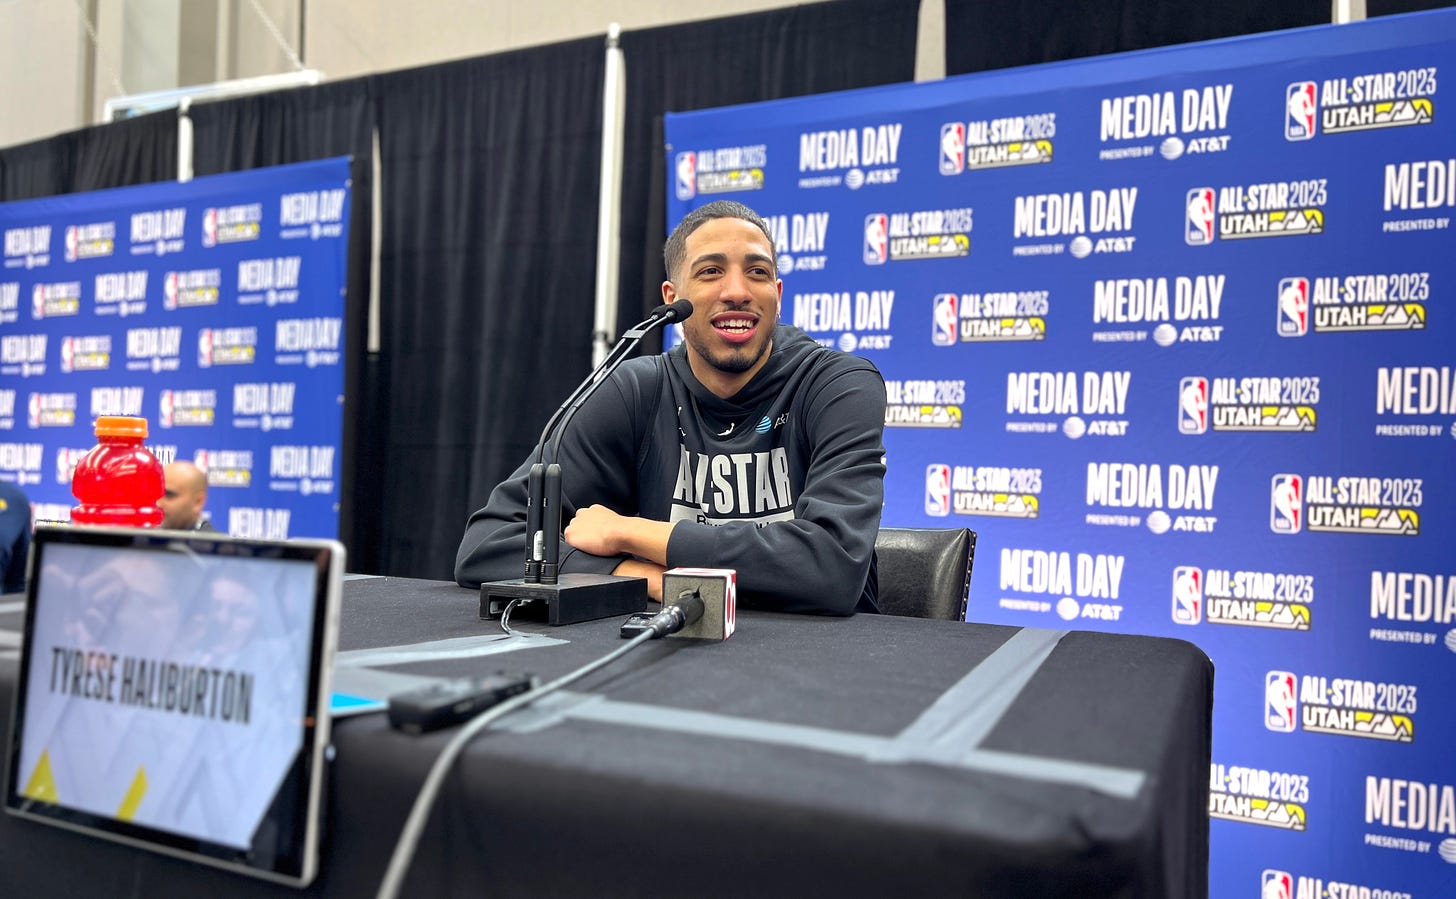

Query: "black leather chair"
(873, 527), (976, 621)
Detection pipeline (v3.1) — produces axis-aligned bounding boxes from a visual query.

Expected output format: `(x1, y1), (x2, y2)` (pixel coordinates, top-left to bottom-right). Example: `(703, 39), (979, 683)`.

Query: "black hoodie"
(455, 326), (886, 614)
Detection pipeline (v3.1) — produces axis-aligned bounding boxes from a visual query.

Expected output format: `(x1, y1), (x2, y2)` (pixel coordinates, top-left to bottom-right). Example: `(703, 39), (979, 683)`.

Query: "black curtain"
(70, 112), (180, 193)
(944, 0), (1329, 74)
(616, 0), (921, 348)
(189, 78), (379, 571)
(0, 110), (176, 201)
(0, 135), (72, 202)
(1370, 0), (1456, 14)
(189, 77), (374, 175)
(370, 39), (606, 579)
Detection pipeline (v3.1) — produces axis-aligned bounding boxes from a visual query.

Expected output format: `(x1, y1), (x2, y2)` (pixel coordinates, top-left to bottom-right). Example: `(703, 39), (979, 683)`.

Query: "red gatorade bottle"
(70, 416), (165, 527)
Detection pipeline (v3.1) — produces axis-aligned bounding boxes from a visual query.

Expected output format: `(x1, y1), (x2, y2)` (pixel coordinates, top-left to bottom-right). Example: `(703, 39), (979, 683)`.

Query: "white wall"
(303, 0), (812, 80)
(0, 0), (867, 149)
(0, 1), (92, 148)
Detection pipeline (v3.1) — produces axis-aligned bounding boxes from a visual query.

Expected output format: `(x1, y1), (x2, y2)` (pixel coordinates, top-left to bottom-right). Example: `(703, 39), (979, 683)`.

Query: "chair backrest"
(873, 527), (976, 621)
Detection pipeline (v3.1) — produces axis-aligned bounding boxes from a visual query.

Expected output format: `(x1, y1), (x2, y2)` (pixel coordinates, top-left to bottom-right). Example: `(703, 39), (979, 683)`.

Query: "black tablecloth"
(0, 577), (1211, 897)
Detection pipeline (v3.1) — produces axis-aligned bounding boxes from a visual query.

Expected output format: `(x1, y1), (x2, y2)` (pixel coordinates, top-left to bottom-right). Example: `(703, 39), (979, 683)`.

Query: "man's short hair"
(663, 200), (777, 283)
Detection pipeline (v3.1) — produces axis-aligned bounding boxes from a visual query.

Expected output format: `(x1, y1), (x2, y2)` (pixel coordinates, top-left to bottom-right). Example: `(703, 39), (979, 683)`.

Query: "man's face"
(158, 470), (200, 530)
(665, 216), (783, 394)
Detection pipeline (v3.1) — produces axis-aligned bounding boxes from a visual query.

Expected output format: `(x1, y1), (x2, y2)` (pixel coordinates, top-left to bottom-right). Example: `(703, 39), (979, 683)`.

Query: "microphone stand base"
(479, 573), (648, 625)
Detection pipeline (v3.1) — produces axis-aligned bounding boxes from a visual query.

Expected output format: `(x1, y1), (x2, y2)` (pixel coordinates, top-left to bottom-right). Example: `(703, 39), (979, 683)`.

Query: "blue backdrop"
(0, 157), (351, 540)
(668, 11), (1455, 897)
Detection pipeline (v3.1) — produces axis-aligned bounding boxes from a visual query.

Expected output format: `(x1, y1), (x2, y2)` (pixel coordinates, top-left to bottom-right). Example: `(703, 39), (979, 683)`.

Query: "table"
(0, 577), (1211, 897)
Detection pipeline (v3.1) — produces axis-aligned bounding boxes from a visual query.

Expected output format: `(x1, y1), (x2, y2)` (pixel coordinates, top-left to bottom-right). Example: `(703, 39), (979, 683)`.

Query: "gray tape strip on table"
(958, 747), (1146, 799)
(503, 691), (889, 756)
(498, 692), (1143, 799)
(873, 626), (1068, 764)
(488, 624), (1146, 800)
(331, 666), (439, 699)
(335, 632), (565, 668)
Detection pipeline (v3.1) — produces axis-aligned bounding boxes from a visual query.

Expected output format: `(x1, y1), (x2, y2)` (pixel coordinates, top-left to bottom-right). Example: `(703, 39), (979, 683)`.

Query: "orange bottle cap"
(94, 416), (149, 438)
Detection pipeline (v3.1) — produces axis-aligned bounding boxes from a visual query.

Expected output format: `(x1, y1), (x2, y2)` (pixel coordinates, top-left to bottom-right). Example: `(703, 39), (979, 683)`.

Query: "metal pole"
(1332, 0), (1367, 24)
(369, 126), (383, 354)
(178, 97), (194, 183)
(592, 23), (627, 367)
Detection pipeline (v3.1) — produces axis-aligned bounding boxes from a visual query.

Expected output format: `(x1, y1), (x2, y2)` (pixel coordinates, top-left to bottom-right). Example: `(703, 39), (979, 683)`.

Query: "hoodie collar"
(668, 325), (820, 414)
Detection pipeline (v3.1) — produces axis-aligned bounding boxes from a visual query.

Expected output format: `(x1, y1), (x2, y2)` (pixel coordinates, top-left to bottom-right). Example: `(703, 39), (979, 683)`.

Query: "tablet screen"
(4, 525), (341, 886)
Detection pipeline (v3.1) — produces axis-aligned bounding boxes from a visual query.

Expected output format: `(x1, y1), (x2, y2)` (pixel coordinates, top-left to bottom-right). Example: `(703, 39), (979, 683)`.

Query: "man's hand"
(564, 505), (675, 564)
(562, 504), (628, 557)
(565, 505), (676, 603)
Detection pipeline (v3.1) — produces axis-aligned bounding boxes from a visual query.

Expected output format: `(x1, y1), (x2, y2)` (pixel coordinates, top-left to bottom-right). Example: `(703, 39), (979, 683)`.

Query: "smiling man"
(455, 200), (887, 614)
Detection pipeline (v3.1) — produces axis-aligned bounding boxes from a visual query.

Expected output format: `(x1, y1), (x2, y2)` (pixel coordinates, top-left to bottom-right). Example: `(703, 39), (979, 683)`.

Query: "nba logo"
(1285, 82), (1317, 140)
(674, 152), (697, 201)
(60, 337), (74, 373)
(1277, 277), (1309, 337)
(1265, 670), (1298, 733)
(939, 122), (965, 175)
(925, 464), (951, 517)
(198, 328), (213, 368)
(26, 393), (39, 429)
(164, 271), (179, 310)
(864, 213), (888, 265)
(159, 390), (174, 428)
(31, 284), (44, 320)
(1185, 188), (1215, 246)
(1271, 474), (1302, 533)
(1178, 377), (1208, 435)
(1171, 566), (1202, 625)
(202, 208), (218, 247)
(931, 293), (958, 346)
(56, 449), (77, 485)
(1262, 869), (1294, 899)
(65, 226), (78, 262)
(193, 449), (209, 472)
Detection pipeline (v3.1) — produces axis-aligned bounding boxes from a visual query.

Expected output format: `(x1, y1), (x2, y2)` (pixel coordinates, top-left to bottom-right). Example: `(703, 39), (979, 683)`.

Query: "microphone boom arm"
(525, 300), (692, 584)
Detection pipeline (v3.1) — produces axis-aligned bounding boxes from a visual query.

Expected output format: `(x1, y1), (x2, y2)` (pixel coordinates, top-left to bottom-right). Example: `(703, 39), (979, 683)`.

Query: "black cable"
(376, 627), (658, 899)
(646, 588), (703, 637)
(378, 586), (712, 898)
(498, 597), (528, 637)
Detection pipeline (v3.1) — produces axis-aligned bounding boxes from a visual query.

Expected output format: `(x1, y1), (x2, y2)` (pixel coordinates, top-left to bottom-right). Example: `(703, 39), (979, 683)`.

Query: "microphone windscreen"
(663, 299), (694, 323)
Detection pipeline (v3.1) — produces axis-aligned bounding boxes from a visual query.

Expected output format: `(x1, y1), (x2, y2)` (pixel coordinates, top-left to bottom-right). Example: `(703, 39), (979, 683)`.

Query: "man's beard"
(688, 318), (775, 374)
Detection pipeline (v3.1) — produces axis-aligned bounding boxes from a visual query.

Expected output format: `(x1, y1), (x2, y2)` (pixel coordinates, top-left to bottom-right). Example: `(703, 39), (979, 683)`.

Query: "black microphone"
(647, 589), (706, 638)
(480, 300), (695, 626)
(647, 299), (693, 324)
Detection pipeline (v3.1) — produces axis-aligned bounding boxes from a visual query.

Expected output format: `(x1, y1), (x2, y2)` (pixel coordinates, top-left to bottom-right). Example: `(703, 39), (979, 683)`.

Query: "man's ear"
(661, 280), (677, 304)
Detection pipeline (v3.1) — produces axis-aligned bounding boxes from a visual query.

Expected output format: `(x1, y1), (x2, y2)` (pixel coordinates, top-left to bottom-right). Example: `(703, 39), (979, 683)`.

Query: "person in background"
(158, 461), (216, 532)
(0, 480), (31, 593)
